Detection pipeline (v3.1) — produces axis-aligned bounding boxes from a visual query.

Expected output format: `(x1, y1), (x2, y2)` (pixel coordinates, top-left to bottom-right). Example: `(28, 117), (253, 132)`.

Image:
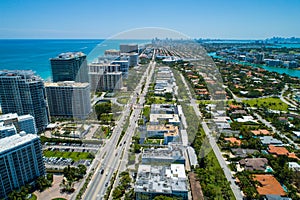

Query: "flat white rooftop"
(45, 81), (89, 87)
(0, 113), (19, 121)
(0, 122), (16, 131)
(0, 133), (38, 154)
(150, 114), (180, 124)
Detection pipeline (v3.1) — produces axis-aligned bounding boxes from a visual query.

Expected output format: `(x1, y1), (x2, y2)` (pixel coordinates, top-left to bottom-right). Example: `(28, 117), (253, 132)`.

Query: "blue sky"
(0, 0), (299, 39)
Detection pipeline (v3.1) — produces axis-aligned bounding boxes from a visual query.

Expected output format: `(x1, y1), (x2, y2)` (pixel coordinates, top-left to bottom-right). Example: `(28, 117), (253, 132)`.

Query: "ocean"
(0, 39), (150, 80)
(1, 39), (299, 80)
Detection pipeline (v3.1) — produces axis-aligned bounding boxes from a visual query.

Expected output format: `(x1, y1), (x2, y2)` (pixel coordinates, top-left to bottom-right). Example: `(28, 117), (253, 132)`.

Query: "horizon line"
(0, 37), (299, 40)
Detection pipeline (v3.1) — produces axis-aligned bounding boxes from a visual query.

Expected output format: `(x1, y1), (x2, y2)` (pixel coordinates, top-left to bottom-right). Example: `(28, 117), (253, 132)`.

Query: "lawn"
(117, 96), (129, 104)
(172, 68), (190, 101)
(195, 149), (235, 199)
(181, 104), (200, 143)
(144, 139), (162, 145)
(43, 150), (93, 161)
(243, 97), (289, 111)
(128, 153), (136, 165)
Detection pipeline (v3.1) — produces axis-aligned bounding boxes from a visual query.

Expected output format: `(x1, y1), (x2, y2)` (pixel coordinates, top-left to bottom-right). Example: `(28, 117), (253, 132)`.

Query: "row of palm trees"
(8, 174), (53, 200)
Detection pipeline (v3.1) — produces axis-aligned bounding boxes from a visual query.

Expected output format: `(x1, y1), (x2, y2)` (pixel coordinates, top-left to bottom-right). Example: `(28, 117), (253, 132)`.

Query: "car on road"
(100, 169), (104, 174)
(105, 182), (109, 187)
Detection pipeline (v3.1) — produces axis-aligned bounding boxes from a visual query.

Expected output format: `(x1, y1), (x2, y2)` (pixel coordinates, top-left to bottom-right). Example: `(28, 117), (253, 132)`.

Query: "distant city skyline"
(0, 0), (300, 39)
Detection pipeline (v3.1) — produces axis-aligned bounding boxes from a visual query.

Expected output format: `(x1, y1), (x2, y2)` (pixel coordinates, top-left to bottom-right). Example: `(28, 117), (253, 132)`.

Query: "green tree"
(95, 102), (112, 120)
(153, 195), (174, 200)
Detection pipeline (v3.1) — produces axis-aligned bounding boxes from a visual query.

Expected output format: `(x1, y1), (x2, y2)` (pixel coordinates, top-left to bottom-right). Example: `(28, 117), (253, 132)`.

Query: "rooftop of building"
(292, 131), (300, 137)
(268, 145), (299, 159)
(111, 60), (129, 63)
(150, 114), (180, 124)
(121, 52), (139, 56)
(230, 109), (248, 114)
(105, 49), (120, 52)
(236, 115), (257, 123)
(142, 144), (184, 160)
(186, 146), (199, 167)
(288, 162), (300, 171)
(0, 122), (16, 131)
(265, 195), (292, 200)
(0, 113), (33, 122)
(150, 104), (177, 114)
(17, 114), (34, 121)
(147, 124), (178, 132)
(0, 113), (19, 121)
(260, 136), (283, 145)
(231, 148), (259, 158)
(45, 81), (89, 88)
(239, 158), (268, 171)
(251, 129), (271, 136)
(213, 116), (231, 122)
(135, 164), (188, 194)
(120, 43), (138, 46)
(0, 133), (38, 154)
(105, 71), (123, 75)
(89, 63), (121, 67)
(0, 70), (42, 81)
(51, 52), (85, 60)
(268, 145), (289, 155)
(252, 174), (286, 196)
(228, 104), (242, 110)
(224, 137), (241, 146)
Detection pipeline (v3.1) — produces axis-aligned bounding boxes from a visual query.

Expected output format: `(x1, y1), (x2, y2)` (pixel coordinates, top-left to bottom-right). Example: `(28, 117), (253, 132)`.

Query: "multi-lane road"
(83, 50), (156, 200)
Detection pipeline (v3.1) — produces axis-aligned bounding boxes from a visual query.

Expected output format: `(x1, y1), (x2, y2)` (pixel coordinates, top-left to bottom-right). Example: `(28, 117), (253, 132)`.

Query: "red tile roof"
(252, 174), (286, 196)
(251, 129), (271, 136)
(268, 145), (299, 160)
(224, 137), (241, 146)
(268, 145), (289, 155)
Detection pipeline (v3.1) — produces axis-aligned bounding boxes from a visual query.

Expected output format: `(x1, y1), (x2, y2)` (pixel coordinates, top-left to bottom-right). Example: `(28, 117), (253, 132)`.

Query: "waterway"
(208, 52), (300, 79)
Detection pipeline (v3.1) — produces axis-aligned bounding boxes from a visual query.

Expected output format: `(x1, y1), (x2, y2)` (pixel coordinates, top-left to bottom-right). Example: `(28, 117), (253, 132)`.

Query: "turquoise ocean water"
(0, 39), (150, 80)
(1, 39), (299, 80)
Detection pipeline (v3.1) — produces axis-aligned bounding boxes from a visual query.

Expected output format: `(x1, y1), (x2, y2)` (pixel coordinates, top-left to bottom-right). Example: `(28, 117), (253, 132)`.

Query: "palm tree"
(8, 189), (21, 200)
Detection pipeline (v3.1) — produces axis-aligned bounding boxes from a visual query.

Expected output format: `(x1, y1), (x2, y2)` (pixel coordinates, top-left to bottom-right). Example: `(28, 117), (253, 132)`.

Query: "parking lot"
(43, 142), (100, 168)
(44, 157), (91, 168)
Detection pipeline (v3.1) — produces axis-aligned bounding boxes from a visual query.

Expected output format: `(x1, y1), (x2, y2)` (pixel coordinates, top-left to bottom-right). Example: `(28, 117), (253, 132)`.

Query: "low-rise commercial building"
(151, 104), (178, 115)
(147, 124), (180, 144)
(142, 143), (185, 164)
(186, 146), (199, 168)
(149, 114), (180, 125)
(135, 164), (188, 200)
